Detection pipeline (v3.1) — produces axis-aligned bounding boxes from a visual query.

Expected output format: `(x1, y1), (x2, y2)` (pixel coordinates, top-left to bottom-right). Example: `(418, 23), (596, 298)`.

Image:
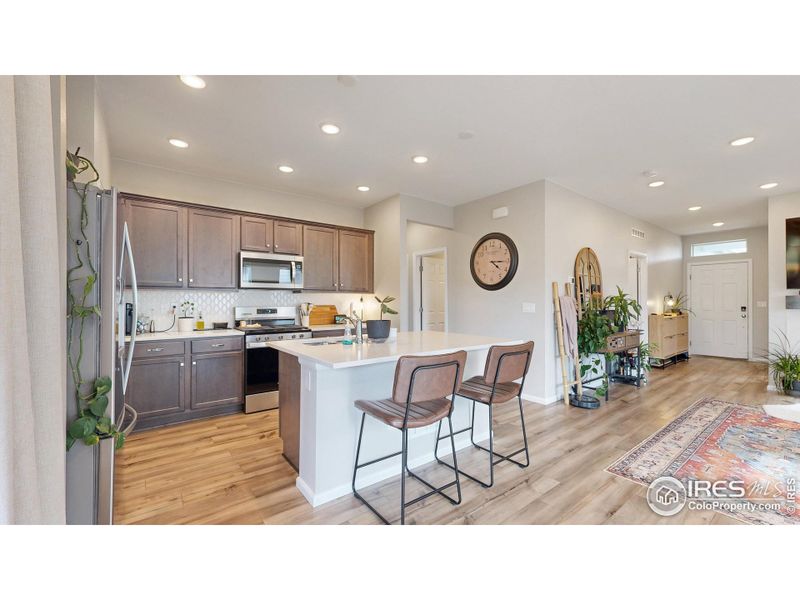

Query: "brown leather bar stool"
(435, 341), (534, 488)
(352, 350), (467, 525)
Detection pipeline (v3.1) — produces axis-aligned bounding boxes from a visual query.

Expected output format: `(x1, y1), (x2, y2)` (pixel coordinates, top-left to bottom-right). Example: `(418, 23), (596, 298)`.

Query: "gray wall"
(111, 158), (364, 229)
(768, 192), (800, 354)
(682, 226), (769, 358)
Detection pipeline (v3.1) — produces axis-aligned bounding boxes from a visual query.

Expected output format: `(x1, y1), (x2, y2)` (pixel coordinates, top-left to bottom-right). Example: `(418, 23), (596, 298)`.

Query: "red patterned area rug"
(607, 398), (799, 524)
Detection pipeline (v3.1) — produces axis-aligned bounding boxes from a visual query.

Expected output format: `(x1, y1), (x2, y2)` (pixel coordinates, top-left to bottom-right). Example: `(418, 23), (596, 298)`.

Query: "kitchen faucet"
(341, 315), (364, 344)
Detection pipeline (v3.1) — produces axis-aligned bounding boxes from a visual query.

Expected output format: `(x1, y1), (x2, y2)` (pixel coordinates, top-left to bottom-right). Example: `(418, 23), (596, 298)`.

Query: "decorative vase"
(178, 316), (194, 333)
(301, 315), (310, 327)
(366, 319), (390, 340)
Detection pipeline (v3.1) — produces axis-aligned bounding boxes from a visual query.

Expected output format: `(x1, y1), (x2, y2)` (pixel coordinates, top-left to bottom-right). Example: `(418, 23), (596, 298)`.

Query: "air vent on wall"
(631, 227), (646, 240)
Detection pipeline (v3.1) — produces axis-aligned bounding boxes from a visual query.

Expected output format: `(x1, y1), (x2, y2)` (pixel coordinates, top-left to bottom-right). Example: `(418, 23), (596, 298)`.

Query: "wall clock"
(470, 232), (519, 290)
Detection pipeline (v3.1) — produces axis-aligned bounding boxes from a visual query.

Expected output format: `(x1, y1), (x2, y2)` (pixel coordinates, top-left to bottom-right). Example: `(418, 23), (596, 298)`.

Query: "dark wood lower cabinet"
(127, 356), (187, 420)
(191, 351), (244, 410)
(126, 336), (244, 430)
(278, 352), (301, 472)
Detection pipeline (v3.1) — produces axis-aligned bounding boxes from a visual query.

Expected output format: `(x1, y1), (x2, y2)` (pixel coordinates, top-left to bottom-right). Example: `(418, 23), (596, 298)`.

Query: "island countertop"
(266, 330), (523, 369)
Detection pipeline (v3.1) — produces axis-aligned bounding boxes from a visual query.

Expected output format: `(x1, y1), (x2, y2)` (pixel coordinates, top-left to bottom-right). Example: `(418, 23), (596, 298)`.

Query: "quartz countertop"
(309, 324), (347, 332)
(267, 331), (523, 369)
(125, 329), (244, 343)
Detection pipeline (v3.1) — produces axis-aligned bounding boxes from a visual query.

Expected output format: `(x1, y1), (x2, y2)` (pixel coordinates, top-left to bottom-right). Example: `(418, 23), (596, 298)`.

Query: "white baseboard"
(522, 393), (560, 405)
(296, 429), (488, 507)
(749, 356), (768, 363)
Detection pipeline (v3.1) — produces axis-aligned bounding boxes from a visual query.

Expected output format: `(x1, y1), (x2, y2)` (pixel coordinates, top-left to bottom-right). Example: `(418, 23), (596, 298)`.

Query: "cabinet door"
(338, 230), (373, 292)
(126, 356), (186, 419)
(302, 225), (338, 290)
(241, 216), (274, 252)
(273, 220), (303, 255)
(190, 351), (243, 409)
(123, 198), (186, 287)
(188, 209), (240, 288)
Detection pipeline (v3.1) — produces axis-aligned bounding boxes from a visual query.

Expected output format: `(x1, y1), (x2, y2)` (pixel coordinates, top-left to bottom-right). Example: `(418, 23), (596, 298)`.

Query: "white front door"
(420, 255), (446, 331)
(689, 262), (748, 358)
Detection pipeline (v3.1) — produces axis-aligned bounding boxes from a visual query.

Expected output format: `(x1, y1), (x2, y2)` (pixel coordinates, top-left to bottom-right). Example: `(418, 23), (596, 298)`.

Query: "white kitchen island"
(267, 331), (524, 507)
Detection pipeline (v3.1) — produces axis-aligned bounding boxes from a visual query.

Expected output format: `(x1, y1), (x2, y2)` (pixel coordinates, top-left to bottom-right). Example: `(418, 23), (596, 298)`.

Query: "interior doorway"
(412, 248), (447, 332)
(688, 260), (750, 359)
(627, 252), (648, 340)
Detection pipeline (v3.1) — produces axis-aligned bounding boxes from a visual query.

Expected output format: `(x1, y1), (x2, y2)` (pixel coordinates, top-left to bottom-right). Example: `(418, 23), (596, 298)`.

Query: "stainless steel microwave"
(239, 251), (304, 289)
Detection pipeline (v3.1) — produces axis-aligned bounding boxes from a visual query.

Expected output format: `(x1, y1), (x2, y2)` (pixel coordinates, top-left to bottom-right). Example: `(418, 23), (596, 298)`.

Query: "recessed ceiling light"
(458, 131), (475, 140)
(730, 136), (755, 147)
(168, 138), (189, 148)
(278, 165), (294, 174)
(688, 206), (702, 211)
(357, 186), (370, 192)
(648, 180), (665, 188)
(760, 182), (778, 190)
(320, 123), (340, 135)
(412, 155), (429, 164)
(178, 75), (206, 89)
(713, 222), (724, 227)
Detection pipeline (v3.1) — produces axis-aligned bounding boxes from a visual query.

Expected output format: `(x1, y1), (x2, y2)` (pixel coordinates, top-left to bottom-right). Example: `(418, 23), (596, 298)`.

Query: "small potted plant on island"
(366, 296), (397, 341)
(178, 300), (196, 333)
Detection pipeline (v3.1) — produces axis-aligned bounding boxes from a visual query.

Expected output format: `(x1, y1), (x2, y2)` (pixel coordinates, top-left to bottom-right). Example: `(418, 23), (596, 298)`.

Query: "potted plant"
(577, 303), (615, 398)
(603, 286), (642, 332)
(366, 296), (397, 340)
(664, 291), (693, 315)
(178, 300), (196, 332)
(767, 331), (800, 396)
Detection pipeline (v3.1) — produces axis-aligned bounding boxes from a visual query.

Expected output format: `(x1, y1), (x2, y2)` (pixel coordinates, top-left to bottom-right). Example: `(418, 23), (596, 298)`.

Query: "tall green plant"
(66, 149), (125, 450)
(604, 286), (642, 331)
(577, 304), (614, 397)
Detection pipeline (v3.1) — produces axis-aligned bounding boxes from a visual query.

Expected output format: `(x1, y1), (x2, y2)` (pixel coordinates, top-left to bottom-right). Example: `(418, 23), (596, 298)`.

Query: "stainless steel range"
(234, 306), (311, 413)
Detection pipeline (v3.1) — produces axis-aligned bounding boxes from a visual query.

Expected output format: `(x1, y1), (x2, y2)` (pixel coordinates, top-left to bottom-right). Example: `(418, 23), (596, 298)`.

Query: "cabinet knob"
(211, 343), (224, 347)
(274, 244), (278, 249)
(147, 347), (164, 352)
(178, 277), (183, 282)
(192, 361), (197, 366)
(180, 362), (184, 367)
(189, 278), (194, 283)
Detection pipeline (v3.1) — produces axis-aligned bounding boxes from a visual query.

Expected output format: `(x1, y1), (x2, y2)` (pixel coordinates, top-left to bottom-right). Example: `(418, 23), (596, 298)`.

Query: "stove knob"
(278, 335), (284, 340)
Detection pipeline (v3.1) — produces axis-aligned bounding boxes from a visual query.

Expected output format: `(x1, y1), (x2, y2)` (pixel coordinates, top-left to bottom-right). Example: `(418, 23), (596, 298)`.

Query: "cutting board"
(309, 305), (338, 326)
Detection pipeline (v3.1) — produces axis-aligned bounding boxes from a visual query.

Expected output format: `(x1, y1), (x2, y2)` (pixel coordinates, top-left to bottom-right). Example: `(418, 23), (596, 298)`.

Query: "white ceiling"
(97, 75), (800, 235)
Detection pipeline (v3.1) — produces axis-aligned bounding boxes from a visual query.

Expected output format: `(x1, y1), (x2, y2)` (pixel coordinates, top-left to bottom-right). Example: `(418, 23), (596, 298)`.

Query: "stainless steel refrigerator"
(66, 184), (138, 524)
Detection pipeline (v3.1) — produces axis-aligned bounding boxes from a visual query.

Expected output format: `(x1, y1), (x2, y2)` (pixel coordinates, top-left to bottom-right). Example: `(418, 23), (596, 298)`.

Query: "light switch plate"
(522, 302), (536, 313)
(492, 206), (509, 219)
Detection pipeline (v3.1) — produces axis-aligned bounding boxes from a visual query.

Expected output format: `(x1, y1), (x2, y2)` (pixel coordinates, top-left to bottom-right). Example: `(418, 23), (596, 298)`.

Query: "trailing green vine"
(66, 149), (125, 451)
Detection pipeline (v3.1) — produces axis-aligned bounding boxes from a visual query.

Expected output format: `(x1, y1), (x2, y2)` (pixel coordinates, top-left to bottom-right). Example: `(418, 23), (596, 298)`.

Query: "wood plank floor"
(114, 356), (791, 524)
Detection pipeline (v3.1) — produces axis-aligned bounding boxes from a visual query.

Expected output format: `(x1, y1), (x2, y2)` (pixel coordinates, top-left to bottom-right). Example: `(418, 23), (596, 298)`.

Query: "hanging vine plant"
(66, 148), (125, 451)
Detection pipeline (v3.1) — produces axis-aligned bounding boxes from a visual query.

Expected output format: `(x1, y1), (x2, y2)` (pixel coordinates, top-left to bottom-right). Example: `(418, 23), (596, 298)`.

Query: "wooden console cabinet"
(649, 313), (689, 367)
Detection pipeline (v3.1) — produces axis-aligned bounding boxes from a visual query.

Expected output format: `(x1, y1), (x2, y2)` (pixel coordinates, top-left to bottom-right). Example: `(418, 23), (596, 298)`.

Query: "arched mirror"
(574, 247), (602, 315)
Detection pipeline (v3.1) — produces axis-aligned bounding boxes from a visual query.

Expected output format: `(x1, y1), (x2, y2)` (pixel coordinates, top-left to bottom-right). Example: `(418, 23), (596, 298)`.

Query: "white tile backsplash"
(127, 289), (371, 331)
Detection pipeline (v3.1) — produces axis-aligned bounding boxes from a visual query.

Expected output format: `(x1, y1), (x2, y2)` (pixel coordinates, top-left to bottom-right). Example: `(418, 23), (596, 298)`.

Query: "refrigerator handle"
(120, 222), (138, 394)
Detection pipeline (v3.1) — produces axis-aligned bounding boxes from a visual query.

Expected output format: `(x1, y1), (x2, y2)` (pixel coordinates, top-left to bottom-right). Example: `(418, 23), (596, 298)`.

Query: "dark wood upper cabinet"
(188, 208), (240, 288)
(302, 225), (338, 291)
(338, 230), (374, 292)
(190, 351), (243, 410)
(123, 198), (186, 287)
(241, 216), (274, 252)
(273, 220), (303, 255)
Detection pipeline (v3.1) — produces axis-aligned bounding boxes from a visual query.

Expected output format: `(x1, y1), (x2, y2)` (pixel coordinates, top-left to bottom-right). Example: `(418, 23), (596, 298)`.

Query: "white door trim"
(627, 250), (648, 341)
(686, 258), (752, 360)
(412, 247), (448, 332)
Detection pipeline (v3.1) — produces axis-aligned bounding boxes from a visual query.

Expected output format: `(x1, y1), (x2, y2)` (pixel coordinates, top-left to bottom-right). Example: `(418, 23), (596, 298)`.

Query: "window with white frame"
(691, 239), (747, 257)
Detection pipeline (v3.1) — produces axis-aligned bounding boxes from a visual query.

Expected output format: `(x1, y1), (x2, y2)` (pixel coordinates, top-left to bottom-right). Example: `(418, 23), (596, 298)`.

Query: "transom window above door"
(691, 239), (747, 257)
